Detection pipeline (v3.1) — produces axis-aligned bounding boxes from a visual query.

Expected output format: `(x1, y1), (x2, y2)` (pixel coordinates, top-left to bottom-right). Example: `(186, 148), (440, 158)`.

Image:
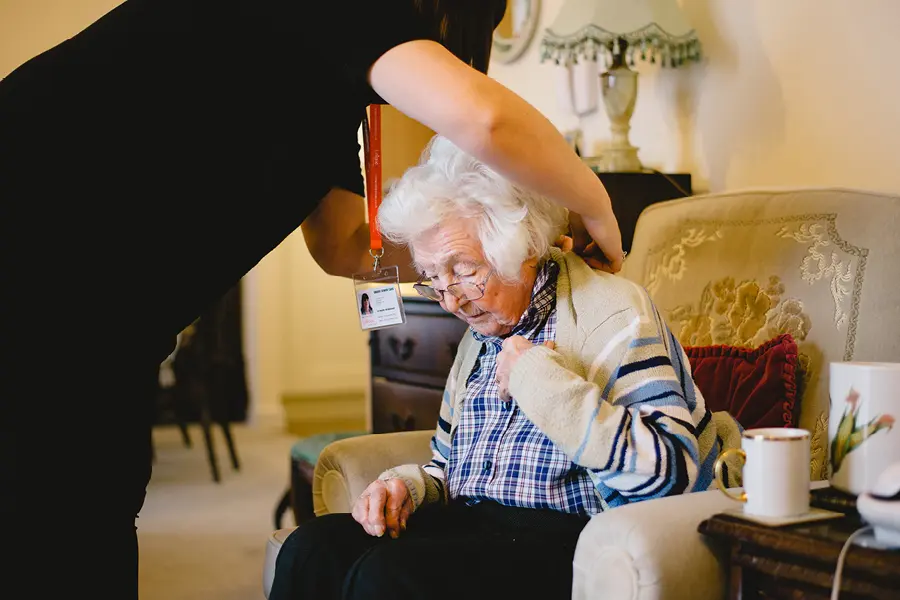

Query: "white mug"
(829, 362), (900, 495)
(714, 428), (811, 518)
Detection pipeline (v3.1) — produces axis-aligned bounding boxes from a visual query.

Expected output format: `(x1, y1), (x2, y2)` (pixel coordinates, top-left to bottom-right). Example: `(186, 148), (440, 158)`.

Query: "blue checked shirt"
(446, 261), (603, 515)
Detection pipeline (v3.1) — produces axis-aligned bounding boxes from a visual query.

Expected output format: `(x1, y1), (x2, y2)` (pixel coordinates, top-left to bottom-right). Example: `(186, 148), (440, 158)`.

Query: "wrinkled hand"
(352, 478), (413, 539)
(496, 336), (556, 401)
(568, 211), (625, 273)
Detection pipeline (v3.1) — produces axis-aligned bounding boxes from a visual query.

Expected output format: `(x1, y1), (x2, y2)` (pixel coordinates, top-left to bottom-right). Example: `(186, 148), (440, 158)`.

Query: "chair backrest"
(623, 187), (900, 479)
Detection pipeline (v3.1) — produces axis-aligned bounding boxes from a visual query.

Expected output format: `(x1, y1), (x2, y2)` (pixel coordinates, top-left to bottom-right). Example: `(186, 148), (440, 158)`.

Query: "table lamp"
(541, 0), (701, 172)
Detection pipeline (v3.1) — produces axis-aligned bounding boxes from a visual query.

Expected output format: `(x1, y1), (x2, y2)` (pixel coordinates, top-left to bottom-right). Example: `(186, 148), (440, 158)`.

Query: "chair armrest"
(312, 430), (434, 516)
(572, 490), (736, 600)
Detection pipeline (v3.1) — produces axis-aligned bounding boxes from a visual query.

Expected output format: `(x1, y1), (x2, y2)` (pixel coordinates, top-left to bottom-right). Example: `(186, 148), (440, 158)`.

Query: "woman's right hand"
(351, 478), (413, 539)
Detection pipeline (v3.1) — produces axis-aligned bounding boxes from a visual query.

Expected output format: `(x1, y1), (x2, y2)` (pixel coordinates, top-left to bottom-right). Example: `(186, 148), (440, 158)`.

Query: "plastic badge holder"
(353, 266), (406, 331)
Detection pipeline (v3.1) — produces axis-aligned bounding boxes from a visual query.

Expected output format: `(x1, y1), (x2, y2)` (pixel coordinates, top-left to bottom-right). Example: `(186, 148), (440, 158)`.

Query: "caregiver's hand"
(569, 210), (625, 274)
(497, 337), (556, 401)
(352, 478), (413, 539)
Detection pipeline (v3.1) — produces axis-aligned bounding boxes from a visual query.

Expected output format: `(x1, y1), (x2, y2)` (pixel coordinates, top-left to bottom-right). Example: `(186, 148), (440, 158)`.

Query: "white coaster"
(723, 506), (845, 527)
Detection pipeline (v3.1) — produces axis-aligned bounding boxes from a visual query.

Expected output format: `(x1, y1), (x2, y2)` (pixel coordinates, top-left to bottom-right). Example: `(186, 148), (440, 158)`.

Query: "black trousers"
(269, 500), (589, 600)
(4, 192), (169, 598)
(7, 325), (161, 600)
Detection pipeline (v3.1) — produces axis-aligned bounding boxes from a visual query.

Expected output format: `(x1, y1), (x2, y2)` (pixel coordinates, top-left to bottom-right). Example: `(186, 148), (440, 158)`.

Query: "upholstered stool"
(288, 431), (365, 524)
(274, 431), (367, 528)
(265, 431), (366, 598)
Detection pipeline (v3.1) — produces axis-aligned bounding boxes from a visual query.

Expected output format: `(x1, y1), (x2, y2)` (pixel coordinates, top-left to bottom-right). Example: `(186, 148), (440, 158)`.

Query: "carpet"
(139, 421), (297, 600)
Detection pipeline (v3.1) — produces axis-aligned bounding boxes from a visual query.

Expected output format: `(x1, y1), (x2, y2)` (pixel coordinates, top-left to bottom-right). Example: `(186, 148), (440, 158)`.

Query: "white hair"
(377, 135), (568, 281)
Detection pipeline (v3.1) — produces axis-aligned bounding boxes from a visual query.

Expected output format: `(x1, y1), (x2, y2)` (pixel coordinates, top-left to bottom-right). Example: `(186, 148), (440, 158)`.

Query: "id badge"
(352, 265), (407, 331)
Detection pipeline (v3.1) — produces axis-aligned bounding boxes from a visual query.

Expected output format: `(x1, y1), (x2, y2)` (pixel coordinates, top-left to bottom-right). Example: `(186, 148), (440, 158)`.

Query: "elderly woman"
(269, 137), (740, 600)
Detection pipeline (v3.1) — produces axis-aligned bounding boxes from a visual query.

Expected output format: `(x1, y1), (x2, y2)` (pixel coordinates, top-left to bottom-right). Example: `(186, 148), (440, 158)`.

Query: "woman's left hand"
(496, 336), (556, 401)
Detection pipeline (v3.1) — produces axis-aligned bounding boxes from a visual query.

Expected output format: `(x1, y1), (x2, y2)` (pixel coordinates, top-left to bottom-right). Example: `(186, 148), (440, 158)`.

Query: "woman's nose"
(441, 292), (465, 313)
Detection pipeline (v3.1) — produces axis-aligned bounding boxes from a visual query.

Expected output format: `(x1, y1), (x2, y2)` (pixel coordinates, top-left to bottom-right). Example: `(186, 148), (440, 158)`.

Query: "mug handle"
(714, 448), (747, 503)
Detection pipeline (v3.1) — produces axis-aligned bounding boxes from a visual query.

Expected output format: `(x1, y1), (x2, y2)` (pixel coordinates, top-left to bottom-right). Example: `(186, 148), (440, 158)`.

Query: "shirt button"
(482, 460), (492, 472)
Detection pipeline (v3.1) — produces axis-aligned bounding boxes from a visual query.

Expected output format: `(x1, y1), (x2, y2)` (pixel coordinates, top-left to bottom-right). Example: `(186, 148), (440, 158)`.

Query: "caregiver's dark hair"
(414, 0), (508, 73)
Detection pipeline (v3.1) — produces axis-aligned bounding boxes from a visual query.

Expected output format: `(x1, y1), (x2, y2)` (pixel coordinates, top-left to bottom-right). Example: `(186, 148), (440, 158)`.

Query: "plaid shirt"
(446, 261), (603, 515)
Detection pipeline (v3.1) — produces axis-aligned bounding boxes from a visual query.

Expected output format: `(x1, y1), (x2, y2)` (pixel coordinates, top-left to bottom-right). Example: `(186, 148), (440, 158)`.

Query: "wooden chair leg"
(198, 394), (220, 483)
(177, 421), (192, 448)
(220, 421), (240, 471)
(291, 457), (316, 525)
(274, 487), (291, 530)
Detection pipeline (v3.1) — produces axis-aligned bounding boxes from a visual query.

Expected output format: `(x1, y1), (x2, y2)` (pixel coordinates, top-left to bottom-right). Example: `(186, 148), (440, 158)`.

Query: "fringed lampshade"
(540, 0), (702, 171)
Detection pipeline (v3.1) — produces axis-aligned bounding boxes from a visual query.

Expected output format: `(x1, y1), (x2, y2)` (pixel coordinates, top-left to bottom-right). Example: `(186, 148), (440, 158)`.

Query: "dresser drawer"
(371, 300), (468, 380)
(371, 378), (443, 434)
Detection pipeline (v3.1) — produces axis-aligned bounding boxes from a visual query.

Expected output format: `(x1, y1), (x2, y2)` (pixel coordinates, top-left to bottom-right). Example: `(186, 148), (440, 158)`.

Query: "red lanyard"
(362, 105), (383, 254)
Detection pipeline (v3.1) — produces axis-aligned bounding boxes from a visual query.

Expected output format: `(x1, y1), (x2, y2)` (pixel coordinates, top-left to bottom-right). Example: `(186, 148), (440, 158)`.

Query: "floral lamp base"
(828, 362), (900, 496)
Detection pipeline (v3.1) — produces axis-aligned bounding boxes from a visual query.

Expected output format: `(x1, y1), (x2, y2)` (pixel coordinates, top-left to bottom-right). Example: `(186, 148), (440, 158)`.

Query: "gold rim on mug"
(741, 429), (810, 442)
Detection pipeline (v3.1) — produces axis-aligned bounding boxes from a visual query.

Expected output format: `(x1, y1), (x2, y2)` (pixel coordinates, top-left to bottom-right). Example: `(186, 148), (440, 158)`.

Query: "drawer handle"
(390, 413), (416, 431)
(388, 336), (416, 361)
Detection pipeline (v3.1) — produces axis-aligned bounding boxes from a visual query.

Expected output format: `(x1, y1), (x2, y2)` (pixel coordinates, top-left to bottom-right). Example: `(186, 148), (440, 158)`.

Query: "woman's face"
(412, 219), (536, 337)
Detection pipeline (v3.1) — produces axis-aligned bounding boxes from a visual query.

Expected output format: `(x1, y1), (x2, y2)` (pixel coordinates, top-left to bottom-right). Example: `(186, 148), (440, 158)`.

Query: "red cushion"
(685, 334), (800, 429)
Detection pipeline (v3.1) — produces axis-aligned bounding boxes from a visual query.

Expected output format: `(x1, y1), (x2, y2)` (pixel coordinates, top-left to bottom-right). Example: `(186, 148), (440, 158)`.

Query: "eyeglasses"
(413, 269), (494, 302)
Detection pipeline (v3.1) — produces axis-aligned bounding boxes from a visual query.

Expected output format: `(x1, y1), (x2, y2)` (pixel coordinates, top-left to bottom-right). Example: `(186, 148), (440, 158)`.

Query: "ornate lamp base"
(595, 146), (642, 173)
(597, 62), (642, 172)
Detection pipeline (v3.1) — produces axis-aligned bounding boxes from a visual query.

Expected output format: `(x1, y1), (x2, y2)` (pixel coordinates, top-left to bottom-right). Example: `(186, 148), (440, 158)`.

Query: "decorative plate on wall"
(492, 0), (542, 64)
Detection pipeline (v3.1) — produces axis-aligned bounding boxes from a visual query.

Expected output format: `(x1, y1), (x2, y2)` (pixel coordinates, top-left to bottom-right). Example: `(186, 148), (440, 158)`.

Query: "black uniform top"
(1, 0), (436, 363)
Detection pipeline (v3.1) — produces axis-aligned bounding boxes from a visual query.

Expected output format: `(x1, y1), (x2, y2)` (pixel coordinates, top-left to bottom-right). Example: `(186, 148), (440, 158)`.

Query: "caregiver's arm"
(301, 187), (419, 281)
(506, 309), (704, 503)
(369, 41), (624, 272)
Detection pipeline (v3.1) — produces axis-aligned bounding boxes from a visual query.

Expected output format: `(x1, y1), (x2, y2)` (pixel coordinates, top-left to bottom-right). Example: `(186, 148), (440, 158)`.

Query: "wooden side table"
(698, 509), (900, 599)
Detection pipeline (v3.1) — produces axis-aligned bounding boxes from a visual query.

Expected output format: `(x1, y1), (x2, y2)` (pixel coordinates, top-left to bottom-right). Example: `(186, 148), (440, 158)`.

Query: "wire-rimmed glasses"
(413, 269), (494, 302)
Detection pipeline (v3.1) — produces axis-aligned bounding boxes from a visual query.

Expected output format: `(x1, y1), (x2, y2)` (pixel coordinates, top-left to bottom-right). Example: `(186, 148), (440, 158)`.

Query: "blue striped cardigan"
(379, 248), (742, 512)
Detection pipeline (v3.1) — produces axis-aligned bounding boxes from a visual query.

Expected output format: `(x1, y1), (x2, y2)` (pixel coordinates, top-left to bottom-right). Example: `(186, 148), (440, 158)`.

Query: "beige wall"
(0, 0), (125, 78)
(243, 227), (371, 424)
(490, 0), (900, 195)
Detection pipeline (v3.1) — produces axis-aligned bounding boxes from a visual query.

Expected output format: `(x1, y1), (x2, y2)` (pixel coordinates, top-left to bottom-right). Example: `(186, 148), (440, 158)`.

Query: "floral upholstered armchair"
(625, 189), (898, 485)
(561, 187), (899, 599)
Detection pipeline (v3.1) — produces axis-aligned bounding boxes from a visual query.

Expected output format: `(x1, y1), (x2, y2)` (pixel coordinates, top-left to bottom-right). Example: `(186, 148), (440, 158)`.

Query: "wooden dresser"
(369, 297), (468, 434)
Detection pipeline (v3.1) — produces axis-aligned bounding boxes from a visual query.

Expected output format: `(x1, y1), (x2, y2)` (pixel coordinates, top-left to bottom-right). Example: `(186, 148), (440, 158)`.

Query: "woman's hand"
(352, 478), (413, 539)
(496, 336), (556, 401)
(568, 211), (625, 273)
